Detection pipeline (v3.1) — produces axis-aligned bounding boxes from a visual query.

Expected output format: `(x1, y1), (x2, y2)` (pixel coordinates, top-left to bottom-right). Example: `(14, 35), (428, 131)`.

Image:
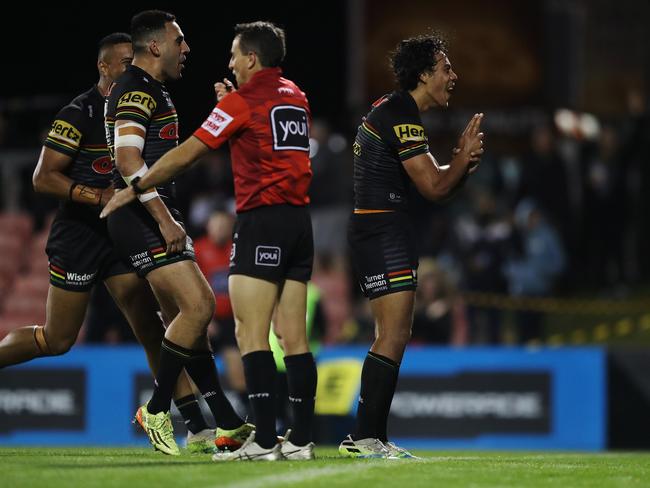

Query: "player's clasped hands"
(458, 113), (485, 173)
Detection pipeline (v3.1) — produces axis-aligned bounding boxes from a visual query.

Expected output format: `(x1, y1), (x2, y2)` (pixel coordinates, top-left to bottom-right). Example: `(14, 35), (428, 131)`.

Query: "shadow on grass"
(44, 460), (211, 468)
(0, 449), (155, 458)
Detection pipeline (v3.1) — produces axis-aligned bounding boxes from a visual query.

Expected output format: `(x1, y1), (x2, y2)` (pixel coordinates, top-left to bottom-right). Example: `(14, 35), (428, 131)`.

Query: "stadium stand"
(0, 212), (48, 339)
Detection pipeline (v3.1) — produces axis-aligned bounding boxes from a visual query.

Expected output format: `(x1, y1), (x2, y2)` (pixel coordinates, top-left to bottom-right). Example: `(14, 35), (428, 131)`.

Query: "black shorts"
(348, 211), (418, 299)
(46, 211), (131, 292)
(106, 201), (195, 278)
(230, 204), (313, 283)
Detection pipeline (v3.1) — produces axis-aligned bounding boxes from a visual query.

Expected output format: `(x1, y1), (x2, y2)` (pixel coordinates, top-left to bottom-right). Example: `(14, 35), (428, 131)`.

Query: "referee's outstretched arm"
(100, 136), (208, 218)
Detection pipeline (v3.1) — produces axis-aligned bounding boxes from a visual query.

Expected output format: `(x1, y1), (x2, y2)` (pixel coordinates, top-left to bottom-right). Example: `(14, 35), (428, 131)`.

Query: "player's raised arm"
(403, 113), (484, 201)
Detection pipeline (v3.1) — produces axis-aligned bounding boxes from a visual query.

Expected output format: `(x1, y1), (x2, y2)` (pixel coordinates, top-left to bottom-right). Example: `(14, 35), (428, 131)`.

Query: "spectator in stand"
(411, 258), (468, 345)
(309, 118), (352, 261)
(178, 150), (235, 237)
(503, 199), (566, 344)
(619, 88), (650, 280)
(448, 188), (513, 344)
(517, 124), (571, 257)
(193, 210), (247, 414)
(581, 124), (625, 289)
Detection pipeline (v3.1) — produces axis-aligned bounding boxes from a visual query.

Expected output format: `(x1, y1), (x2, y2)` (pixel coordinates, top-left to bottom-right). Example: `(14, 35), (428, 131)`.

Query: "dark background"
(6, 1), (649, 133)
(5, 2), (348, 137)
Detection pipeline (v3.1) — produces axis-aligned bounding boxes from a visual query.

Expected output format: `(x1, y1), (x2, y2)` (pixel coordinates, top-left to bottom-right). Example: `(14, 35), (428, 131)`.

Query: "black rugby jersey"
(45, 86), (114, 189)
(352, 91), (429, 211)
(44, 85), (113, 217)
(105, 65), (179, 202)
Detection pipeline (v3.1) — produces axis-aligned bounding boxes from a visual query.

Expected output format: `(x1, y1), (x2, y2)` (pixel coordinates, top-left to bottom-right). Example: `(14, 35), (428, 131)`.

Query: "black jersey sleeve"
(111, 80), (157, 126)
(374, 97), (429, 162)
(44, 105), (87, 158)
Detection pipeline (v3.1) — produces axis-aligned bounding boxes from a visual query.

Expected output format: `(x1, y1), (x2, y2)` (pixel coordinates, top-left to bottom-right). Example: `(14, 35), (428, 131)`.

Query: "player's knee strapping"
(32, 325), (52, 356)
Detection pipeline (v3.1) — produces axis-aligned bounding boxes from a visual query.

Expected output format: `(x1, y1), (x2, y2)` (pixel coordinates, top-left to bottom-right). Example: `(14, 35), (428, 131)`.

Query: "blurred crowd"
(0, 88), (649, 348)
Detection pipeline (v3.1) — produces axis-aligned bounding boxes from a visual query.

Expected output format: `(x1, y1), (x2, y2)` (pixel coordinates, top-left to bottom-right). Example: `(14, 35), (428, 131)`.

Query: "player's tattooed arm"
(33, 147), (112, 207)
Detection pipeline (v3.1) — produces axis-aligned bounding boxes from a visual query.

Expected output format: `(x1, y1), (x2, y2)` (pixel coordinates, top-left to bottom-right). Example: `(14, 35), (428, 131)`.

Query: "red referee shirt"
(194, 67), (312, 213)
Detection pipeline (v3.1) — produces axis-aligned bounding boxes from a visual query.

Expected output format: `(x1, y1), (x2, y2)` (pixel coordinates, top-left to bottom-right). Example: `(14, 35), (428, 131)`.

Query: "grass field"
(2, 447), (649, 487)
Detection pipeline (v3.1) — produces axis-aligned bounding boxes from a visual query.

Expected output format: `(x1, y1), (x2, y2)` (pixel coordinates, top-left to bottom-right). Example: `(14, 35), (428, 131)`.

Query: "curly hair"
(390, 33), (448, 91)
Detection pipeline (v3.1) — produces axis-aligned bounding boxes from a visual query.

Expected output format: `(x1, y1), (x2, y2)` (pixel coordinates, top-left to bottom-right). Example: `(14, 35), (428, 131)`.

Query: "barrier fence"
(0, 345), (607, 450)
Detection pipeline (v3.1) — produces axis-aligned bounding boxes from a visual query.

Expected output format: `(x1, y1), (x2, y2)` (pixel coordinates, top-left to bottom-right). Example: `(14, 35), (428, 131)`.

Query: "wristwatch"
(130, 176), (146, 194)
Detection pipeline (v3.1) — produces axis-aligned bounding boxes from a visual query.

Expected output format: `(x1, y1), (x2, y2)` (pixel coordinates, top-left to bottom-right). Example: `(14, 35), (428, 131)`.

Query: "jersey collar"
(128, 64), (165, 88)
(248, 67), (283, 85)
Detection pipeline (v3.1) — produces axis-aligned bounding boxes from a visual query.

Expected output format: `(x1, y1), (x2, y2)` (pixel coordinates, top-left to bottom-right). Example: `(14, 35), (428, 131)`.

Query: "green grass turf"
(2, 447), (649, 488)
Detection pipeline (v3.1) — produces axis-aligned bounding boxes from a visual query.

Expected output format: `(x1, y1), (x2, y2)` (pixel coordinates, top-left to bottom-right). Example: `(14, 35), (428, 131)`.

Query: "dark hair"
(390, 33), (448, 91)
(234, 21), (285, 67)
(131, 10), (176, 53)
(98, 32), (131, 59)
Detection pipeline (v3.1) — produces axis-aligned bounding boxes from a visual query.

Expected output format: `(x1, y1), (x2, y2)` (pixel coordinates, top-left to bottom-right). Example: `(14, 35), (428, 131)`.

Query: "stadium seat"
(3, 292), (47, 316)
(0, 213), (33, 240)
(0, 312), (46, 339)
(0, 257), (21, 286)
(312, 269), (353, 343)
(0, 233), (23, 253)
(13, 275), (50, 296)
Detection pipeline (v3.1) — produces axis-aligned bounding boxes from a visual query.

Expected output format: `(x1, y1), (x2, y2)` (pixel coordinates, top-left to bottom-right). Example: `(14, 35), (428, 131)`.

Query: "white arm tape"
(137, 190), (160, 203)
(115, 122), (146, 151)
(122, 163), (148, 185)
(115, 134), (145, 151)
(120, 122), (146, 130)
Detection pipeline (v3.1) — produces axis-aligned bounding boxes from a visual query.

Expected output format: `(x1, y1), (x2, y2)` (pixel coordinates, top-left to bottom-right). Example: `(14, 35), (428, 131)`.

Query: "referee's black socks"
(284, 352), (317, 446)
(353, 351), (400, 442)
(242, 350), (278, 448)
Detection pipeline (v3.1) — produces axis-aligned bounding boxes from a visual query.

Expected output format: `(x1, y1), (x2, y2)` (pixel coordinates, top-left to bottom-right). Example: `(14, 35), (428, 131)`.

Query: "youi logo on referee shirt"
(270, 105), (310, 151)
(255, 246), (281, 267)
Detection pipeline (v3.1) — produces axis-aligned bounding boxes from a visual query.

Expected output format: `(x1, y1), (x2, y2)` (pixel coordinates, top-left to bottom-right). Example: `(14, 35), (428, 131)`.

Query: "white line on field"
(216, 462), (406, 488)
(214, 456), (468, 488)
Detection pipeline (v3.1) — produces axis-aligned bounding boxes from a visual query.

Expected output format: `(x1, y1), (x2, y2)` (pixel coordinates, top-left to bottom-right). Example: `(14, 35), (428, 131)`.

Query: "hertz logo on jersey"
(48, 120), (82, 147)
(393, 124), (427, 143)
(117, 91), (157, 117)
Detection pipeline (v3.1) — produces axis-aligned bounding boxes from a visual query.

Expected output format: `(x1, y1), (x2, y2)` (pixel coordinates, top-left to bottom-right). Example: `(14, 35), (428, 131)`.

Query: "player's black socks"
(353, 351), (400, 442)
(184, 351), (244, 430)
(372, 352), (400, 442)
(284, 352), (317, 446)
(238, 391), (250, 417)
(242, 350), (278, 448)
(174, 394), (209, 435)
(148, 338), (191, 414)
